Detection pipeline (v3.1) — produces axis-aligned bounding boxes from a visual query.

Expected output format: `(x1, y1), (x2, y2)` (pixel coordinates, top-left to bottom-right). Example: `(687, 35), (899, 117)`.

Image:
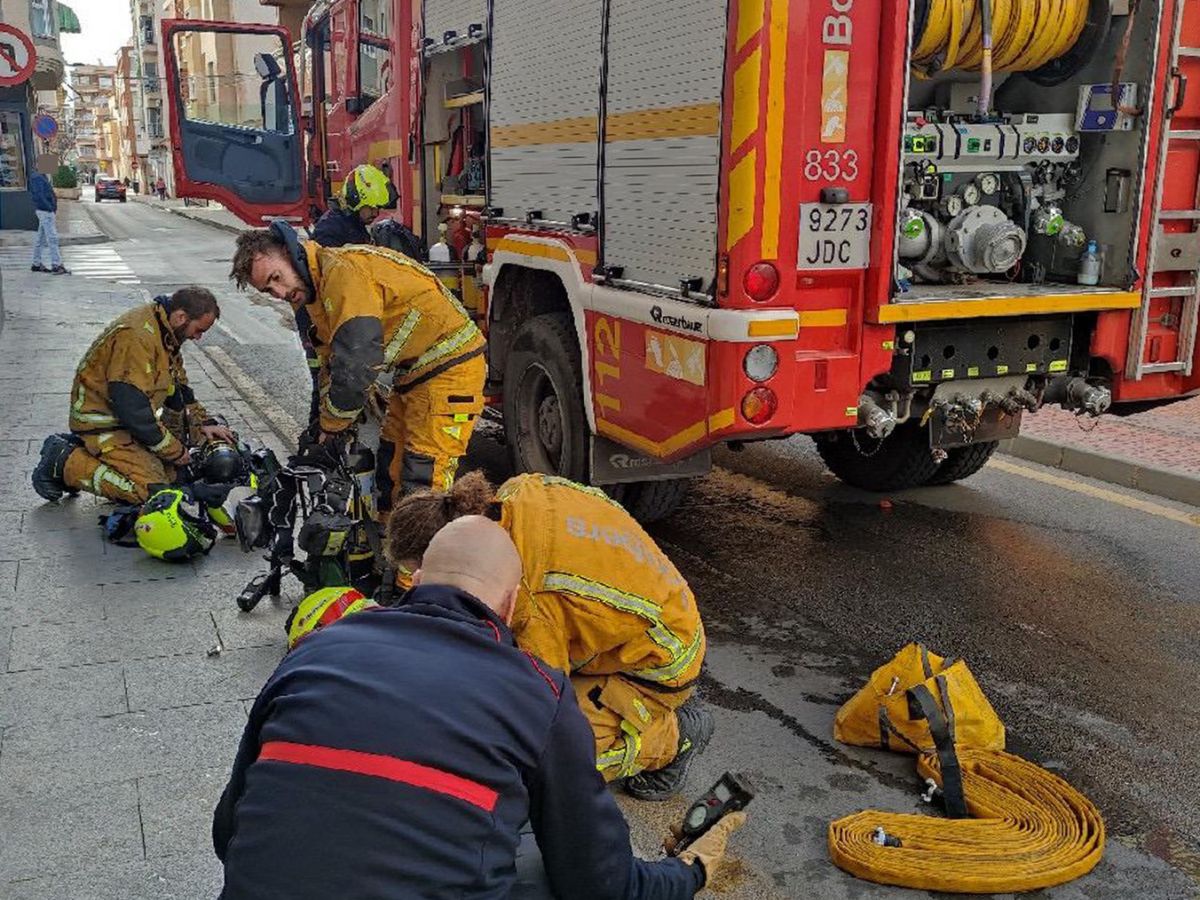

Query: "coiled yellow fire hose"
(829, 647), (1105, 893)
(913, 0), (1089, 74)
(829, 749), (1104, 892)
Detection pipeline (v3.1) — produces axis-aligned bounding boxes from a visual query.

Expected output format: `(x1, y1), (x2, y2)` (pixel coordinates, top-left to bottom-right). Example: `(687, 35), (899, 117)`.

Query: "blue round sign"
(33, 114), (58, 140)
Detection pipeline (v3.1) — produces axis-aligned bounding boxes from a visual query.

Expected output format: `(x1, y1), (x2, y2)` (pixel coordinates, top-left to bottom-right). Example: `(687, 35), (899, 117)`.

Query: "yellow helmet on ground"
(286, 586), (377, 650)
(342, 164), (398, 212)
(135, 487), (218, 562)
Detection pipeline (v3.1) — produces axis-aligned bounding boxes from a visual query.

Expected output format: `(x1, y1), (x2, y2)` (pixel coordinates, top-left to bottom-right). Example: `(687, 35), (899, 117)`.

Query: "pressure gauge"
(976, 173), (1000, 196)
(941, 194), (964, 218)
(961, 183), (981, 207)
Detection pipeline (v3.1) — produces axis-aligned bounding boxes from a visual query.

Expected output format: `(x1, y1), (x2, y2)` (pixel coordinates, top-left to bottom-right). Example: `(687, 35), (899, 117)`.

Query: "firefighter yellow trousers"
(377, 354), (486, 512)
(62, 431), (173, 504)
(573, 674), (688, 781)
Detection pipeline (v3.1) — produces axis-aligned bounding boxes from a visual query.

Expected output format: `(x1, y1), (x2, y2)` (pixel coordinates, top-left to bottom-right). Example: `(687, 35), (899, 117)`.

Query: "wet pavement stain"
(655, 464), (1200, 875)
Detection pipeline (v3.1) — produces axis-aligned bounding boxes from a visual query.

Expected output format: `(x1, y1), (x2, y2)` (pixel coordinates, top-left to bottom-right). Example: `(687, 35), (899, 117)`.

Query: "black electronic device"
(670, 771), (755, 855)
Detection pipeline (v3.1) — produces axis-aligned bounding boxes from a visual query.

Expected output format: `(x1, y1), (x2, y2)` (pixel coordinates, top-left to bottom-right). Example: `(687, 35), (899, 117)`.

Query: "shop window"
(0, 111), (29, 190)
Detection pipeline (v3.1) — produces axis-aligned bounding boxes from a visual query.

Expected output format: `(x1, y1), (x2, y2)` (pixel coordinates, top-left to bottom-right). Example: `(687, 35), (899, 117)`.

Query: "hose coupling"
(872, 826), (903, 848)
(858, 394), (898, 440)
(1045, 376), (1111, 417)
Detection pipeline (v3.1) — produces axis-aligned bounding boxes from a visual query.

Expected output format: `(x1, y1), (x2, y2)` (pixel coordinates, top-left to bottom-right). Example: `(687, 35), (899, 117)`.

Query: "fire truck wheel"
(503, 312), (589, 483)
(814, 421), (941, 491)
(924, 440), (999, 485)
(607, 479), (691, 524)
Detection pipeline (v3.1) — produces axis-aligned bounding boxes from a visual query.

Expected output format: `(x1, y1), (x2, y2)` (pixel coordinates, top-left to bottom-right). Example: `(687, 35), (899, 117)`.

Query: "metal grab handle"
(1169, 68), (1189, 117)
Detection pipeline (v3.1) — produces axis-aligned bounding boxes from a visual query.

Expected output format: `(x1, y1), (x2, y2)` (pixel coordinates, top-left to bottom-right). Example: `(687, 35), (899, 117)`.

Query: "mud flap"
(589, 435), (711, 486)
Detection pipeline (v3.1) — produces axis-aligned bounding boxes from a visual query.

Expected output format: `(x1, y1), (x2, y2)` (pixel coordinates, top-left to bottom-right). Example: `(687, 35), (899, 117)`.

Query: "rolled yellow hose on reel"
(913, 0), (1089, 75)
(828, 644), (1105, 893)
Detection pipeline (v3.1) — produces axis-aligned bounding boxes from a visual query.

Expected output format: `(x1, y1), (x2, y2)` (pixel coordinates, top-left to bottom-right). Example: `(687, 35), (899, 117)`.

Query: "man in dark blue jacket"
(214, 516), (743, 899)
(28, 166), (69, 275)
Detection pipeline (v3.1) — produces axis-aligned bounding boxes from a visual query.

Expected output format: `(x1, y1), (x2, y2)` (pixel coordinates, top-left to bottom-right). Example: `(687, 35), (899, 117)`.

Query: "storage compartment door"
(423, 0), (488, 44)
(600, 0), (727, 290)
(488, 0), (603, 224)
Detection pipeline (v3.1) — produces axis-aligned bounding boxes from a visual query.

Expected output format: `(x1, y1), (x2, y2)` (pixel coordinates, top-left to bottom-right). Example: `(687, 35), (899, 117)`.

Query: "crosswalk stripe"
(0, 245), (140, 284)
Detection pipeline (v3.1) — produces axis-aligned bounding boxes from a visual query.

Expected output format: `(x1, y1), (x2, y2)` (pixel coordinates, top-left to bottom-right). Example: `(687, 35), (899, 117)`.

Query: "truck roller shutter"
(423, 0), (487, 43)
(600, 0), (727, 290)
(489, 0), (603, 224)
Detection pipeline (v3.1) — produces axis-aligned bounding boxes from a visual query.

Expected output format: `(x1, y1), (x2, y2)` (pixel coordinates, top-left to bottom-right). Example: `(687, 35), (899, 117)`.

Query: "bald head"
(414, 516), (523, 622)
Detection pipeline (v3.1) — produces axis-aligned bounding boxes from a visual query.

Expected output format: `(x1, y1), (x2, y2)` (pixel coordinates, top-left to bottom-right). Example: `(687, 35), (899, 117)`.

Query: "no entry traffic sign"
(0, 24), (36, 88)
(34, 113), (58, 140)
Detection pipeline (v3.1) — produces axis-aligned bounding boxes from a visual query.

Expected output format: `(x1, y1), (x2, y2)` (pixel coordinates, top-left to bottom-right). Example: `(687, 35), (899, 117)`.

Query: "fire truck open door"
(161, 19), (309, 225)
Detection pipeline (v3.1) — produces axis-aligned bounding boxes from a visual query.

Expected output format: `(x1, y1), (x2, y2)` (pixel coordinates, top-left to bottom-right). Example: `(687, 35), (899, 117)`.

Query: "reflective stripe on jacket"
(498, 474), (706, 690)
(300, 242), (484, 433)
(68, 302), (204, 461)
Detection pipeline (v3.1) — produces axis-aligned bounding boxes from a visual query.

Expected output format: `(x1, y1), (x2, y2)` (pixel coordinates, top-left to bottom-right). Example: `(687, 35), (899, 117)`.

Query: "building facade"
(68, 63), (118, 180)
(0, 0), (70, 229)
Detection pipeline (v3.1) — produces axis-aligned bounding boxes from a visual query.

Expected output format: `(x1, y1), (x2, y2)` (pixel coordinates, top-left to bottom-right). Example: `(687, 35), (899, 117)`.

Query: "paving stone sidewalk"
(1005, 393), (1200, 506)
(0, 268), (296, 898)
(0, 200), (108, 249)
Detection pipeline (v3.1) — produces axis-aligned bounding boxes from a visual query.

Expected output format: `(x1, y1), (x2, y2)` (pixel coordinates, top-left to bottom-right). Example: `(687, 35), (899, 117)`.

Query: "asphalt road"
(84, 195), (1200, 898)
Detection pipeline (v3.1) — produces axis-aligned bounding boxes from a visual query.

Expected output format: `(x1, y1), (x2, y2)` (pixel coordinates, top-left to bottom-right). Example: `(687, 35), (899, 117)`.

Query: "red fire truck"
(161, 0), (1200, 519)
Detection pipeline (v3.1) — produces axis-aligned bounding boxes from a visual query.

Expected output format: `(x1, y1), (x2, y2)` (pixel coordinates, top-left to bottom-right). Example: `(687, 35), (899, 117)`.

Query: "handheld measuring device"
(670, 771), (755, 855)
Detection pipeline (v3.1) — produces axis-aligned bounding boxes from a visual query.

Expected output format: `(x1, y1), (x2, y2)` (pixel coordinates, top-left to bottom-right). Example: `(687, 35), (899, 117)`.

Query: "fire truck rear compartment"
(894, 0), (1165, 299)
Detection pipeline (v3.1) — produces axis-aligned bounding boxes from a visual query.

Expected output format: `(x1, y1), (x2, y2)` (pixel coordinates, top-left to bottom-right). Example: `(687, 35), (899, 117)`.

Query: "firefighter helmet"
(342, 164), (398, 213)
(134, 487), (218, 562)
(195, 440), (246, 483)
(286, 586), (375, 650)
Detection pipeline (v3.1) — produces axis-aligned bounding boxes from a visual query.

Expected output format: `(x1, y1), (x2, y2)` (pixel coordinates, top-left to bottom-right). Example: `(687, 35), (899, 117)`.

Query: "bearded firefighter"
(230, 222), (484, 513)
(31, 287), (234, 504)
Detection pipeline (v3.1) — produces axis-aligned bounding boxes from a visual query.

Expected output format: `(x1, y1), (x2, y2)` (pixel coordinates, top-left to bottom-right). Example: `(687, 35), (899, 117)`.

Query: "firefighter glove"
(677, 811), (748, 886)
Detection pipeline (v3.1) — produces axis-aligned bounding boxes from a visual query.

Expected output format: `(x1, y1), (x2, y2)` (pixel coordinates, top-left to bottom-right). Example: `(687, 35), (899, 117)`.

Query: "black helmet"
(197, 441), (246, 483)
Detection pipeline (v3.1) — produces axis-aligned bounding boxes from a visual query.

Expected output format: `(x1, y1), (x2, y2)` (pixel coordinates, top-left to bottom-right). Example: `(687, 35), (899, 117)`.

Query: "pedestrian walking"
(28, 158), (68, 275)
(155, 176), (167, 200)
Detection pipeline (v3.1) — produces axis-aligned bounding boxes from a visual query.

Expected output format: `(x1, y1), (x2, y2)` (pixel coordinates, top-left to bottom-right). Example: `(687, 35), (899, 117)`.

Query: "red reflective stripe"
(258, 740), (498, 813)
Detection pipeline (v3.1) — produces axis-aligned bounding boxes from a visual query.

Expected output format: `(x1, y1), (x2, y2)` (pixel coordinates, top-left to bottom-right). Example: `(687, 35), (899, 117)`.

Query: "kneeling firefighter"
(231, 223), (484, 515)
(32, 287), (235, 505)
(385, 472), (711, 800)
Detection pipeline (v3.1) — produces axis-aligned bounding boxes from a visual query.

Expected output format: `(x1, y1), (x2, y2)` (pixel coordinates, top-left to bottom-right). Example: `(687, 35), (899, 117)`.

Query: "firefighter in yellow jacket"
(31, 288), (234, 504)
(383, 471), (711, 801)
(231, 222), (485, 512)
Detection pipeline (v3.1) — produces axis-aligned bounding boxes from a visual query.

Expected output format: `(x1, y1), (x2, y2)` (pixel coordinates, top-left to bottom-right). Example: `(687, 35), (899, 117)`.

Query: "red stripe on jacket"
(258, 741), (499, 813)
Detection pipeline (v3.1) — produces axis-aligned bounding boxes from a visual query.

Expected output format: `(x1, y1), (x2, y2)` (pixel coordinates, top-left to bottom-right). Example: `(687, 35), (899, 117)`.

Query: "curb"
(71, 199), (113, 245)
(132, 195), (243, 235)
(60, 232), (110, 246)
(1000, 435), (1200, 508)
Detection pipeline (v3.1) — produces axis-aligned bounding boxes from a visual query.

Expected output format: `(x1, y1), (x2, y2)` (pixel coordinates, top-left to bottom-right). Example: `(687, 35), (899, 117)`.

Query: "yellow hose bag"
(834, 643), (1005, 756)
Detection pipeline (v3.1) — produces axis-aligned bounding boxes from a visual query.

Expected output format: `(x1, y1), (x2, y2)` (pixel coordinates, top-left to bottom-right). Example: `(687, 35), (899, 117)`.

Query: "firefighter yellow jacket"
(497, 474), (705, 690)
(300, 242), (485, 434)
(69, 302), (206, 461)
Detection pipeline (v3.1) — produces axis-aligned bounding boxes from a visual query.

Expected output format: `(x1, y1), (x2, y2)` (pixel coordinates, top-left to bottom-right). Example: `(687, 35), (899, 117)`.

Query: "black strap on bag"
(907, 679), (969, 818)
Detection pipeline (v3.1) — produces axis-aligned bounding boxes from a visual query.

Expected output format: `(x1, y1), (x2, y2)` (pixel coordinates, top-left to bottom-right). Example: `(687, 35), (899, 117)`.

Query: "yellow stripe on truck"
(875, 292), (1141, 323)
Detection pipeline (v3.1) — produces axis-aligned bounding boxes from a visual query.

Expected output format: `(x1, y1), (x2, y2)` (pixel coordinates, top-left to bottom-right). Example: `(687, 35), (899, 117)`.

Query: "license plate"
(798, 202), (873, 269)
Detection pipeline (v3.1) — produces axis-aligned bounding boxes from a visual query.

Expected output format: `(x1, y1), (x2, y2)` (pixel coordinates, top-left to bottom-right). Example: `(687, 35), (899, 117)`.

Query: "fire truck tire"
(815, 421), (941, 492)
(924, 441), (999, 485)
(503, 312), (589, 483)
(607, 479), (691, 524)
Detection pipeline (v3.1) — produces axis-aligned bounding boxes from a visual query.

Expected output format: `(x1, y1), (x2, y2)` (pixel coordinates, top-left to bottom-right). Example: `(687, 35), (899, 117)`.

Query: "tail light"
(743, 262), (780, 302)
(741, 387), (778, 425)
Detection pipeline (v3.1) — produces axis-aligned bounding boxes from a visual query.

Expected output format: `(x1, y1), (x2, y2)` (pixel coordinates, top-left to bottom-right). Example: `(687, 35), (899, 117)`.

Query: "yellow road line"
(990, 458), (1200, 527)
